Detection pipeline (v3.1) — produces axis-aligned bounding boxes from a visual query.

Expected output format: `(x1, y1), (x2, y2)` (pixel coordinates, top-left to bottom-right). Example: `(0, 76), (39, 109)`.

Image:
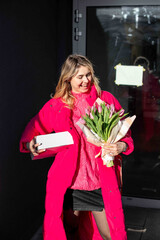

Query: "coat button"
(70, 127), (72, 129)
(50, 105), (52, 107)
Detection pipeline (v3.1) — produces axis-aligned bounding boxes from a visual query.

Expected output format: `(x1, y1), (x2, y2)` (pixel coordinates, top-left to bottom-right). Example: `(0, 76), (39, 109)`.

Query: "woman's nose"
(83, 76), (89, 82)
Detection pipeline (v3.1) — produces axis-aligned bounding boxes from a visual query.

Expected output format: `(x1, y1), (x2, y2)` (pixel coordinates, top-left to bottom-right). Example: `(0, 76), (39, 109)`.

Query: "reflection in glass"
(87, 6), (160, 199)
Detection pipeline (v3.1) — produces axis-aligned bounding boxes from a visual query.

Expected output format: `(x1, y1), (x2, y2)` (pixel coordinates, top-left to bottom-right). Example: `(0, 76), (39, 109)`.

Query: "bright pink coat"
(20, 85), (134, 240)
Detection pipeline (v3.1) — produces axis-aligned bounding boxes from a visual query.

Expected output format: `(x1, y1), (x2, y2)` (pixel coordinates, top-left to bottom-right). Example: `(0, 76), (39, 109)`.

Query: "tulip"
(119, 108), (125, 117)
(109, 104), (115, 118)
(98, 105), (102, 113)
(106, 104), (110, 110)
(85, 108), (90, 115)
(110, 104), (115, 112)
(79, 118), (86, 124)
(95, 102), (99, 110)
(90, 112), (94, 119)
(91, 105), (96, 112)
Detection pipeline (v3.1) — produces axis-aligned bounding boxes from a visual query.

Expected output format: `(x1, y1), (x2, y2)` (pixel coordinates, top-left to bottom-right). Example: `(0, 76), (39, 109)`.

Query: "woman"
(20, 54), (134, 240)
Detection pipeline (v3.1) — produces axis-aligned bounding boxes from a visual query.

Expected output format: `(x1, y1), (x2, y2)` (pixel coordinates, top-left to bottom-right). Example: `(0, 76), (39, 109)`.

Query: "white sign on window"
(115, 65), (144, 87)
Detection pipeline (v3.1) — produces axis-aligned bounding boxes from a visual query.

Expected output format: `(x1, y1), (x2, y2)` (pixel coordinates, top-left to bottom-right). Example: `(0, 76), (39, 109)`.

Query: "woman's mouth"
(80, 84), (88, 88)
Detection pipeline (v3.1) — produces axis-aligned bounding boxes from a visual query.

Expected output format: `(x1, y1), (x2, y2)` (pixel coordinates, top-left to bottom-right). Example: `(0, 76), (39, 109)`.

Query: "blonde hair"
(53, 54), (101, 108)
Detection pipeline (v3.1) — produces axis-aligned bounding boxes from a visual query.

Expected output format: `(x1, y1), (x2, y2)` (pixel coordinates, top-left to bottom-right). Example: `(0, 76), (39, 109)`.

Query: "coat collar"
(85, 84), (99, 106)
(56, 85), (99, 116)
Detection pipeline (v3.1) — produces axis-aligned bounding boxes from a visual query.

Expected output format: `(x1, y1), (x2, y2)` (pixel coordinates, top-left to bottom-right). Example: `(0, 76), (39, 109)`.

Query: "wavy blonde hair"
(53, 54), (101, 108)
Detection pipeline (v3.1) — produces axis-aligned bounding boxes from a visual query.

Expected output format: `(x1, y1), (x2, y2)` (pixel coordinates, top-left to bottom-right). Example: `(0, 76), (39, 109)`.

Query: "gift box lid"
(32, 131), (74, 160)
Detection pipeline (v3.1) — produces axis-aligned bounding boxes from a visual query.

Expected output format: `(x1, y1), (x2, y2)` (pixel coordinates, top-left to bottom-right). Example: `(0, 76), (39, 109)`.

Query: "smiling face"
(70, 66), (92, 94)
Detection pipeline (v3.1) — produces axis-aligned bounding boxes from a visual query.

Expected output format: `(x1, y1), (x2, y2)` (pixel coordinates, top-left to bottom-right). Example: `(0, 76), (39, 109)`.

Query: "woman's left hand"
(102, 142), (127, 157)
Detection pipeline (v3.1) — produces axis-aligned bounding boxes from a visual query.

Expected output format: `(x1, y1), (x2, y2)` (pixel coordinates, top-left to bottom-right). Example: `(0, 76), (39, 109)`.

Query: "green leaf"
(104, 106), (109, 123)
(91, 109), (99, 125)
(107, 118), (119, 138)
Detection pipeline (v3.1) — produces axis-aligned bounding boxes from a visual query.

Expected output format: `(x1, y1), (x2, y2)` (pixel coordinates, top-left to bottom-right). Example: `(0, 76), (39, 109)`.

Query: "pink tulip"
(119, 108), (125, 117)
(98, 105), (102, 113)
(109, 104), (115, 118)
(110, 104), (115, 113)
(90, 112), (94, 119)
(106, 104), (110, 110)
(94, 102), (99, 111)
(79, 118), (86, 124)
(85, 108), (90, 115)
(91, 105), (96, 112)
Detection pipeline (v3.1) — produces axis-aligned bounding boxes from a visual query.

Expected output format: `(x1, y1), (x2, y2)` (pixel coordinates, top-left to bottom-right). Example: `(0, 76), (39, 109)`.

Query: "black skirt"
(63, 188), (104, 212)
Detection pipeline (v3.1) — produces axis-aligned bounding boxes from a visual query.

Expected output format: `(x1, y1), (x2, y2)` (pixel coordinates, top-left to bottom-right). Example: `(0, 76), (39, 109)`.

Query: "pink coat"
(20, 85), (134, 240)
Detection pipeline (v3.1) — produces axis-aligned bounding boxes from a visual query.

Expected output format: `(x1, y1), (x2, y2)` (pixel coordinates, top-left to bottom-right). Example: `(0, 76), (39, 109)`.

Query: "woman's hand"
(102, 142), (127, 157)
(27, 138), (46, 156)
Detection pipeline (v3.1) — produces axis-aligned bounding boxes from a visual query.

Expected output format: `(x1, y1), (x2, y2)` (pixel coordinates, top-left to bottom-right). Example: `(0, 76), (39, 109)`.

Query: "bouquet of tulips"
(77, 98), (136, 167)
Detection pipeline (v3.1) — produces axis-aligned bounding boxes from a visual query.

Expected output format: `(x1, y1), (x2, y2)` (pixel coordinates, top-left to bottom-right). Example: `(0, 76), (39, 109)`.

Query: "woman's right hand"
(27, 138), (46, 156)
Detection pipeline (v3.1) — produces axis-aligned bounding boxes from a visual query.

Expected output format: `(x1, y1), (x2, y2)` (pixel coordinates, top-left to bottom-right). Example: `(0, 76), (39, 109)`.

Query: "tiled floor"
(30, 206), (160, 240)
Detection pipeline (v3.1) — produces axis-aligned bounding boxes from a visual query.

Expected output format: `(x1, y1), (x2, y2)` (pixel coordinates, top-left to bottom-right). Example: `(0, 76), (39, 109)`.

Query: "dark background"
(0, 1), (72, 239)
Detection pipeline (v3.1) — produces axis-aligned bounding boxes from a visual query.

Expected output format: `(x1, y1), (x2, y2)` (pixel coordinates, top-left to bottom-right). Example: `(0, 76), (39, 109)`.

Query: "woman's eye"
(86, 73), (91, 78)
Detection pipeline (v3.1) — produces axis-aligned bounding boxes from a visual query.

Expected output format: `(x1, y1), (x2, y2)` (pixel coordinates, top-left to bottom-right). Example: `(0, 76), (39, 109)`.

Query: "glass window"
(86, 6), (160, 199)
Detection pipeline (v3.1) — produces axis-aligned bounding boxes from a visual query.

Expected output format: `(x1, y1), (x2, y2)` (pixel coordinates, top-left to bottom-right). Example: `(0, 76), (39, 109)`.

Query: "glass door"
(73, 0), (160, 206)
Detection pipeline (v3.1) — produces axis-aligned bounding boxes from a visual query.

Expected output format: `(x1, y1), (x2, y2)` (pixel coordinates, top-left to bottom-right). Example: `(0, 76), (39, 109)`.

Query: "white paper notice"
(115, 65), (143, 86)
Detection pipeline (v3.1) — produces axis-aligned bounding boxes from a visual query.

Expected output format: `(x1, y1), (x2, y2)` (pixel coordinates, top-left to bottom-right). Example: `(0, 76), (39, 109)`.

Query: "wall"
(0, 1), (72, 239)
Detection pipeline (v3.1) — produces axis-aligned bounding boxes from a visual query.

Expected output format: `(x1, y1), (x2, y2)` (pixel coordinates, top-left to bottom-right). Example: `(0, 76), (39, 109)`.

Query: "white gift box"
(32, 131), (74, 160)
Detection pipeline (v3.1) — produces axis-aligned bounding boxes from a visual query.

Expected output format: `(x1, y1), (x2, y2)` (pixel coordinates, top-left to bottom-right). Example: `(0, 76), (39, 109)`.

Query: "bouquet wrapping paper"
(77, 98), (136, 167)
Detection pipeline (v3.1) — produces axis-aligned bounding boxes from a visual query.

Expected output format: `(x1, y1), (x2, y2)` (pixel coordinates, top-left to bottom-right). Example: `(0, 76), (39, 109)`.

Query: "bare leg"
(92, 209), (111, 240)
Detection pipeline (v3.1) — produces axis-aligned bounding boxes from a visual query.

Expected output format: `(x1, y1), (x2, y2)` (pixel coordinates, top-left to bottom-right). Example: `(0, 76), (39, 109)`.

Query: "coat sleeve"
(101, 91), (134, 155)
(19, 99), (57, 153)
